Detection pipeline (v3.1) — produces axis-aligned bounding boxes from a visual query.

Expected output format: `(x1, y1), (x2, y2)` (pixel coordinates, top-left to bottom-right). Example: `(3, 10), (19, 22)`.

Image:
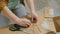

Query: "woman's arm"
(0, 0), (31, 27)
(25, 0), (35, 12)
(1, 6), (20, 22)
(1, 6), (31, 27)
(0, 0), (18, 22)
(26, 0), (38, 23)
(0, 0), (20, 23)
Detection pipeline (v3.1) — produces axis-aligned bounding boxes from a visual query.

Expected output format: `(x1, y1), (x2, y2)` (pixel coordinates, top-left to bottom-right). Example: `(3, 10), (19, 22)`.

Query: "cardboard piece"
(53, 16), (60, 32)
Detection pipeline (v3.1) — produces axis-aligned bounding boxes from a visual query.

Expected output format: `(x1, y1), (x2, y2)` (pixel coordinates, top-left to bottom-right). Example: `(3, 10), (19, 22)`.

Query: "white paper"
(49, 8), (55, 16)
(41, 21), (50, 30)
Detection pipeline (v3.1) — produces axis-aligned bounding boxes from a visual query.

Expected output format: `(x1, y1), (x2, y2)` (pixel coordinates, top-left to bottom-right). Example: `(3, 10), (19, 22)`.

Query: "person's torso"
(7, 0), (20, 9)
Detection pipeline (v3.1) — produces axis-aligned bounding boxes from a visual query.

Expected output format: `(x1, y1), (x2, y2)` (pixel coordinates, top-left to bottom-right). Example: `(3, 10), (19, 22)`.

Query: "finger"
(25, 24), (30, 27)
(32, 17), (33, 22)
(23, 24), (28, 28)
(23, 22), (30, 27)
(26, 22), (31, 26)
(31, 12), (34, 23)
(29, 22), (31, 25)
(25, 19), (31, 25)
(24, 21), (30, 26)
(28, 20), (31, 25)
(33, 17), (37, 23)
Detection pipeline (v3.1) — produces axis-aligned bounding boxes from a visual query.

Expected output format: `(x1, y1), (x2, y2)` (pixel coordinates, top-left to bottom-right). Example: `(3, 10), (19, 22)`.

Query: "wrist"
(14, 17), (21, 23)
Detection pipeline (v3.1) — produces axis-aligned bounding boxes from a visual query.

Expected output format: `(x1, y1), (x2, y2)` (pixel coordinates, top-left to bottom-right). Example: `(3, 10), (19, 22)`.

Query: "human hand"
(16, 18), (31, 28)
(30, 11), (38, 23)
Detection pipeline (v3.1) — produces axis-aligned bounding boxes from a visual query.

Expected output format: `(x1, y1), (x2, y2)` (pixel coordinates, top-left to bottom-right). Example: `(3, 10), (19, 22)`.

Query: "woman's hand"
(16, 18), (31, 28)
(26, 0), (38, 23)
(29, 11), (38, 23)
(31, 11), (38, 23)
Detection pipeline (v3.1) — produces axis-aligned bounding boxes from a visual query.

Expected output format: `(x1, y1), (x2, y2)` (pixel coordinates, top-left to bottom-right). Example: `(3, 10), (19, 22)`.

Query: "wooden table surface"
(0, 11), (56, 34)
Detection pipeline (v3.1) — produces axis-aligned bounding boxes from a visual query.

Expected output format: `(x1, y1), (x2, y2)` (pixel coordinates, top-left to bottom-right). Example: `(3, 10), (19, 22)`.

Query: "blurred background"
(33, 0), (60, 17)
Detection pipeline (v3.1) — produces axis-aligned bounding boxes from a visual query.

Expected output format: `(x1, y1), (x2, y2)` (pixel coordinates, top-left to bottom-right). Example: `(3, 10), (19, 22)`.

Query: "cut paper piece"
(49, 8), (55, 16)
(48, 18), (53, 22)
(44, 7), (55, 18)
(41, 21), (50, 30)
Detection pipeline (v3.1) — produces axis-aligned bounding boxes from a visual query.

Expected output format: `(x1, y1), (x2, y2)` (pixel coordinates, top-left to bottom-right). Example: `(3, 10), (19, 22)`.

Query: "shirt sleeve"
(0, 0), (8, 11)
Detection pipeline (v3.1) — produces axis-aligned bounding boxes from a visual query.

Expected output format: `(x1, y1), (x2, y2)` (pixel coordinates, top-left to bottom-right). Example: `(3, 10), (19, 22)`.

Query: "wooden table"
(0, 11), (56, 34)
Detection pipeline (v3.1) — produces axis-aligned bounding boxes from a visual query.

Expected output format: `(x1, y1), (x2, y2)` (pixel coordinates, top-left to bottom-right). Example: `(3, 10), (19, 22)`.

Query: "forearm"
(26, 0), (35, 12)
(1, 6), (20, 22)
